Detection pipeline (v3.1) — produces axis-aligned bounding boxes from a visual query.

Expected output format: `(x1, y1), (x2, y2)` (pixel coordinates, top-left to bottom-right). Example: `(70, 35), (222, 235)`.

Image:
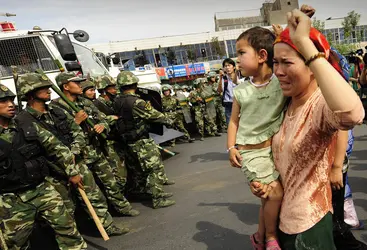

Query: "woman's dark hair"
(222, 58), (236, 68)
(237, 26), (275, 68)
(363, 53), (367, 65)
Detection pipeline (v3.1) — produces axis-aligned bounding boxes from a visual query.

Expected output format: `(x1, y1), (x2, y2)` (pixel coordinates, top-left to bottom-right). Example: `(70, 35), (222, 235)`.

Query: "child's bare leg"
(257, 202), (265, 242)
(263, 180), (283, 241)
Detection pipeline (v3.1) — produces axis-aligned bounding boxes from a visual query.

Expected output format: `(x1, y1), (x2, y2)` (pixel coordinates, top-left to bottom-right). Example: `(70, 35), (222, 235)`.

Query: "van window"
(0, 36), (59, 78)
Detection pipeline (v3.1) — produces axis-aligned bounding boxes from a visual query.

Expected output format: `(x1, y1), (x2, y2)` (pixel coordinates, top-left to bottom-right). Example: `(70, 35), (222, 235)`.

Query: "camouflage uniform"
(161, 85), (193, 143)
(17, 73), (128, 235)
(0, 84), (86, 250)
(113, 71), (175, 209)
(90, 76), (128, 193)
(189, 80), (205, 140)
(50, 72), (138, 216)
(200, 78), (220, 136)
(208, 72), (227, 132)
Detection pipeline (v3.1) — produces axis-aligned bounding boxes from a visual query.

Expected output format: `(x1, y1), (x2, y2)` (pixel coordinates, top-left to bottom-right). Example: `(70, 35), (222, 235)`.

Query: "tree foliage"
(312, 18), (325, 32)
(211, 37), (225, 58)
(166, 49), (176, 65)
(342, 11), (361, 40)
(186, 48), (197, 62)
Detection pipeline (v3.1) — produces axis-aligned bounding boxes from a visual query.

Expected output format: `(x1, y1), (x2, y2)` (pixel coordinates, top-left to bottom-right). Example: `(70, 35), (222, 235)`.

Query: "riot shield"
(176, 91), (193, 123)
(149, 126), (184, 144)
(136, 87), (163, 135)
(205, 100), (217, 119)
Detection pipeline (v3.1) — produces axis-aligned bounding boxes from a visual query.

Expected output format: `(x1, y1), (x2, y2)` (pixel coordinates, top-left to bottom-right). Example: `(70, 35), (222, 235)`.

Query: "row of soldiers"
(0, 71), (177, 249)
(161, 72), (227, 144)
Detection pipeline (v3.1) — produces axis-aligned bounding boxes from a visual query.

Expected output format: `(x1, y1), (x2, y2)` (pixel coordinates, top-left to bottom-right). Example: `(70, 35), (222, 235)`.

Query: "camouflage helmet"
(193, 79), (201, 85)
(182, 85), (188, 90)
(95, 75), (116, 90)
(173, 85), (181, 90)
(207, 71), (216, 80)
(0, 84), (15, 99)
(116, 71), (139, 87)
(80, 80), (95, 92)
(18, 73), (53, 96)
(55, 72), (86, 88)
(161, 84), (172, 92)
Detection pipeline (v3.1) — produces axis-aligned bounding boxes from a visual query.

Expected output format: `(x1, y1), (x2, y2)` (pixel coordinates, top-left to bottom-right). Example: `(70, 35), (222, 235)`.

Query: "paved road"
(83, 126), (367, 250)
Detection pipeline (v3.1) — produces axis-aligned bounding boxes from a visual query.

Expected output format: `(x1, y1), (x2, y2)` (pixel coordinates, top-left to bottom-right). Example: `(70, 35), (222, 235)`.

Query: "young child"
(227, 27), (286, 249)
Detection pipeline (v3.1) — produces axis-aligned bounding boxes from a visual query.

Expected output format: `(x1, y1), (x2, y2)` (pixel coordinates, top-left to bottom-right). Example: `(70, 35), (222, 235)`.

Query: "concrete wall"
(267, 0), (299, 25)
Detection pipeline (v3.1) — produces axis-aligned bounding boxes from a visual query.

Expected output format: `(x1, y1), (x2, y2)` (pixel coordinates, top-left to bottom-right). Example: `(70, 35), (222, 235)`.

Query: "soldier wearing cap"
(207, 71), (227, 132)
(50, 72), (140, 217)
(93, 75), (129, 194)
(0, 83), (87, 249)
(16, 73), (128, 236)
(80, 80), (96, 101)
(189, 79), (205, 140)
(93, 75), (117, 115)
(113, 71), (176, 209)
(162, 85), (194, 145)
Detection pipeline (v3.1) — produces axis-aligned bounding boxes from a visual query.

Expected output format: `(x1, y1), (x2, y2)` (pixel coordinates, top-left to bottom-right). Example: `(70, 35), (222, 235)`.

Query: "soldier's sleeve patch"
(145, 101), (152, 111)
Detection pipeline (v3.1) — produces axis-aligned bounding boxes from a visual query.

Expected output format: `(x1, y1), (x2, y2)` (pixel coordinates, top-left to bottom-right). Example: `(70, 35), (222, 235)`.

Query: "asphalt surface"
(80, 125), (367, 250)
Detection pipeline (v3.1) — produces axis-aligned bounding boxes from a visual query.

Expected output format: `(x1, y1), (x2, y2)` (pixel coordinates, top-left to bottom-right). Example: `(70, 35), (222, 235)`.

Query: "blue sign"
(166, 65), (187, 78)
(188, 63), (205, 75)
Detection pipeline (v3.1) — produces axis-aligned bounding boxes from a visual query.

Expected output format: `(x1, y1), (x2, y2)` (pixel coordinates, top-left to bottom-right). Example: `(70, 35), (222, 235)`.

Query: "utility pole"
(0, 13), (16, 17)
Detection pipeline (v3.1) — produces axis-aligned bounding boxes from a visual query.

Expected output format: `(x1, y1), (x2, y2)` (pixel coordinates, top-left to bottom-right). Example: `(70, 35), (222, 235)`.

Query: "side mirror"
(73, 30), (89, 43)
(65, 62), (82, 72)
(53, 34), (77, 61)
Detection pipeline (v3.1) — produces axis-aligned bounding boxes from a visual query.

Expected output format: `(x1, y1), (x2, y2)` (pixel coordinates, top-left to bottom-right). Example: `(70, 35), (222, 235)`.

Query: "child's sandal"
(265, 239), (281, 250)
(250, 232), (265, 250)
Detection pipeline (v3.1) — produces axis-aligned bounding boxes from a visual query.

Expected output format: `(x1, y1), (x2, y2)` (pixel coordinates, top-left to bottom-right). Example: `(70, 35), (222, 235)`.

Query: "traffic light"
(201, 48), (206, 57)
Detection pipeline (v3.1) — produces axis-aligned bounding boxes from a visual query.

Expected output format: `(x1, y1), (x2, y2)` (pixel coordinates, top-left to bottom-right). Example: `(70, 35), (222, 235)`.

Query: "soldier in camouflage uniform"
(161, 85), (194, 145)
(0, 84), (87, 250)
(113, 71), (175, 209)
(80, 79), (96, 100)
(50, 72), (139, 217)
(93, 75), (128, 193)
(189, 79), (205, 140)
(200, 78), (221, 137)
(16, 73), (128, 236)
(207, 71), (227, 132)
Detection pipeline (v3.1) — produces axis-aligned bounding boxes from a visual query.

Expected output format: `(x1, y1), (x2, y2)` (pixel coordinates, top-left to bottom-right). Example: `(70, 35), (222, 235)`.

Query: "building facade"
(88, 1), (367, 72)
(214, 0), (299, 31)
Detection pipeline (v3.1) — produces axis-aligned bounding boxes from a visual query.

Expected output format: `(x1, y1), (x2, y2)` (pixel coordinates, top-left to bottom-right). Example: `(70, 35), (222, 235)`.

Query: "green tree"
(211, 37), (225, 59)
(326, 32), (333, 44)
(312, 18), (325, 32)
(166, 49), (176, 65)
(342, 11), (361, 41)
(186, 47), (197, 63)
(332, 43), (358, 55)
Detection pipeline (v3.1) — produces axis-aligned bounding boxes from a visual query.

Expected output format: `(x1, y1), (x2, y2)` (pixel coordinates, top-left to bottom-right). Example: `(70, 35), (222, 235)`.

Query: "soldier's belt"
(205, 97), (214, 103)
(164, 110), (175, 113)
(179, 101), (188, 106)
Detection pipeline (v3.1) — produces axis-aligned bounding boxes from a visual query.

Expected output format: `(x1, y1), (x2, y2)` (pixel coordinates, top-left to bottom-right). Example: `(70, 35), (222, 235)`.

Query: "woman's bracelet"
(305, 52), (326, 66)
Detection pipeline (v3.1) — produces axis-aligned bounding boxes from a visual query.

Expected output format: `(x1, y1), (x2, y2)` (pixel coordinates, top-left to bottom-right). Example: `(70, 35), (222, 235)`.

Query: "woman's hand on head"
(287, 9), (313, 56)
(300, 4), (316, 18)
(272, 24), (283, 37)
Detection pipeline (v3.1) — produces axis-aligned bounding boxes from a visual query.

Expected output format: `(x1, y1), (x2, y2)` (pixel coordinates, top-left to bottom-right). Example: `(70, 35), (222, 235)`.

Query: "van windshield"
(72, 43), (109, 77)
